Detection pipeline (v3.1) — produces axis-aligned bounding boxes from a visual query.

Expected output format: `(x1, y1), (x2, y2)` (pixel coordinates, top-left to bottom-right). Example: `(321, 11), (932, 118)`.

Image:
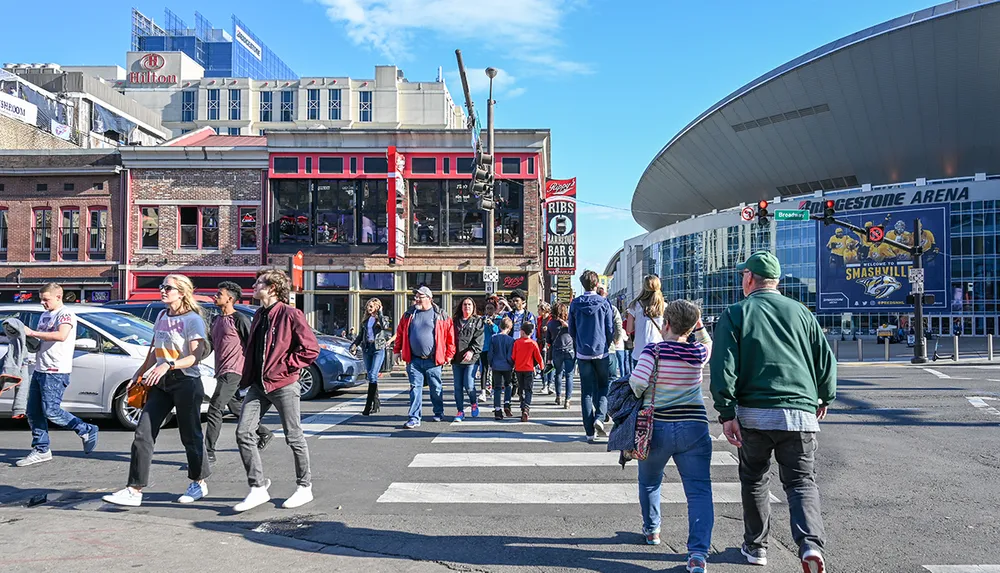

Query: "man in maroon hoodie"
(234, 269), (319, 513)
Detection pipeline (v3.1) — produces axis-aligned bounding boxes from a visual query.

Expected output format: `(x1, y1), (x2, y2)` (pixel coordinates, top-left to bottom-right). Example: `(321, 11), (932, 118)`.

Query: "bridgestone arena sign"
(545, 178), (577, 275)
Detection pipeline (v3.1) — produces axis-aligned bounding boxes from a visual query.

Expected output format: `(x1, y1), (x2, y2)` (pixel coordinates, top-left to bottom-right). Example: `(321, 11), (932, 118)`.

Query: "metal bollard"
(858, 338), (863, 362)
(989, 334), (994, 361)
(953, 335), (959, 362)
(833, 339), (839, 361)
(884, 339), (890, 361)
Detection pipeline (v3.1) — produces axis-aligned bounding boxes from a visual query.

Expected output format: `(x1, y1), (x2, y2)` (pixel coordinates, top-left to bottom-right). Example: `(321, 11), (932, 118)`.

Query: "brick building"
(119, 129), (267, 299)
(0, 149), (123, 303)
(264, 129), (550, 334)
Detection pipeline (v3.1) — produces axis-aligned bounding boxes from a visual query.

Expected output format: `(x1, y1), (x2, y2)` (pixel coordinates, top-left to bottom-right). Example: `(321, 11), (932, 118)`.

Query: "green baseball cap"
(736, 251), (781, 279)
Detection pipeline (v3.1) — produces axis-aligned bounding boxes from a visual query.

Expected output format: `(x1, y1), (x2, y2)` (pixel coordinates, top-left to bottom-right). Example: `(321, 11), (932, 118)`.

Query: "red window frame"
(238, 206), (258, 250)
(32, 207), (53, 261)
(139, 206), (160, 250)
(177, 206), (220, 250)
(87, 206), (109, 260)
(59, 206), (81, 261)
(0, 207), (8, 261)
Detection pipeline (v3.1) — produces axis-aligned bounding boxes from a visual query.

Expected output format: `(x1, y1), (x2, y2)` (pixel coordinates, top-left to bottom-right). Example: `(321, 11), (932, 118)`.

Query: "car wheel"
(299, 365), (323, 400)
(113, 383), (174, 431)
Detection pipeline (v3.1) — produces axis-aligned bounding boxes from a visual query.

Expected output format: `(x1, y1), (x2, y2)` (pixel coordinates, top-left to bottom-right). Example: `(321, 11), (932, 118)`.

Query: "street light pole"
(485, 67), (497, 272)
(911, 217), (928, 364)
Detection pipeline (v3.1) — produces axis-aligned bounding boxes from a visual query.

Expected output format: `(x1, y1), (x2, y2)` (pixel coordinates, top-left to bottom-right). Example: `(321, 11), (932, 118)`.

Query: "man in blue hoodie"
(568, 270), (615, 443)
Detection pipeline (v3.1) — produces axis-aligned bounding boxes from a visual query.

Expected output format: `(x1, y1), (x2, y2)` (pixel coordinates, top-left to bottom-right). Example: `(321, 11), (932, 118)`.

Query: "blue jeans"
(26, 371), (92, 453)
(364, 347), (386, 386)
(452, 363), (478, 413)
(406, 357), (444, 422)
(554, 354), (575, 400)
(577, 356), (611, 436)
(638, 420), (714, 557)
(492, 370), (513, 410)
(616, 350), (631, 378)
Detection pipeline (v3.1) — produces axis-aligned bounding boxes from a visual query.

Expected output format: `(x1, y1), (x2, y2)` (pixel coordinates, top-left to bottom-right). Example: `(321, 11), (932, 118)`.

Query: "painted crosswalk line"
(377, 482), (779, 504)
(408, 451), (738, 468)
(272, 390), (402, 438)
(432, 430), (728, 443)
(452, 417), (583, 427)
(923, 566), (1000, 572)
(966, 396), (1000, 419)
(319, 433), (393, 439)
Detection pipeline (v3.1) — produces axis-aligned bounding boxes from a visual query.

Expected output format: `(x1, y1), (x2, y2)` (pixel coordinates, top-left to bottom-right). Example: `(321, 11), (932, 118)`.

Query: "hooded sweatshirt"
(568, 291), (615, 360)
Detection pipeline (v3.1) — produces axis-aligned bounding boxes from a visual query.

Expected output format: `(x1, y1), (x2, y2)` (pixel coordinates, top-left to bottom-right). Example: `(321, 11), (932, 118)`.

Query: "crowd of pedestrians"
(8, 252), (834, 572)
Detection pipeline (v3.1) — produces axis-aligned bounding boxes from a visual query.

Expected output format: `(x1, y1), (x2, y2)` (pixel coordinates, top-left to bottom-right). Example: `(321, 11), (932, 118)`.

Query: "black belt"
(417, 355), (432, 360)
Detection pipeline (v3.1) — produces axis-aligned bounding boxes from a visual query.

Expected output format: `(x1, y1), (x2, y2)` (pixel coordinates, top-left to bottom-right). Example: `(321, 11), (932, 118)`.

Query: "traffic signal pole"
(486, 72), (496, 271)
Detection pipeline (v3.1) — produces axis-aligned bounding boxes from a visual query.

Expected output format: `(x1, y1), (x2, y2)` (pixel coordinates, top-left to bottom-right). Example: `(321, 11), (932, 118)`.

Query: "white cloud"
(317, 0), (592, 75)
(445, 66), (520, 98)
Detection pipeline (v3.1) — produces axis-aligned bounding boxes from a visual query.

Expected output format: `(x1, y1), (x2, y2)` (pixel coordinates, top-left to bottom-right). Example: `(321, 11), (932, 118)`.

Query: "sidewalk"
(0, 506), (452, 573)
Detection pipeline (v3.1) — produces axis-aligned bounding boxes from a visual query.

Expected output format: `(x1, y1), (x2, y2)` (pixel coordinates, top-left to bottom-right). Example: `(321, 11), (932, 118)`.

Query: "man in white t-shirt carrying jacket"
(16, 283), (98, 467)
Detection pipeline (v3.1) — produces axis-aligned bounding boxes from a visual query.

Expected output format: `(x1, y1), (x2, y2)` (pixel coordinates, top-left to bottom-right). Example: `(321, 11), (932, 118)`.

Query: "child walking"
(512, 322), (543, 422)
(489, 317), (515, 420)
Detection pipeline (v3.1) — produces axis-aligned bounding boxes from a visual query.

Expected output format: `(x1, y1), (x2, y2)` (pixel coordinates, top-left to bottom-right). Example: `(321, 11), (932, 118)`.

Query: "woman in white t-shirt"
(104, 274), (210, 508)
(626, 274), (666, 363)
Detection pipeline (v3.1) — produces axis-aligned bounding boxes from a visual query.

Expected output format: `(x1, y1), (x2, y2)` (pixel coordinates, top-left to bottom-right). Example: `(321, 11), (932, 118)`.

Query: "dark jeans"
(452, 363), (478, 413)
(364, 347), (385, 386)
(577, 356), (611, 436)
(205, 372), (271, 456)
(128, 372), (211, 488)
(492, 370), (513, 410)
(554, 354), (575, 400)
(237, 382), (310, 488)
(515, 371), (534, 413)
(738, 427), (826, 555)
(479, 352), (491, 391)
(406, 357), (444, 422)
(26, 372), (93, 453)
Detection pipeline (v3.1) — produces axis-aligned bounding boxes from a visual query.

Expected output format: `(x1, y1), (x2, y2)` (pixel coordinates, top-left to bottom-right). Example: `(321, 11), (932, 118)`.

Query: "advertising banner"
(816, 204), (949, 311)
(386, 146), (406, 264)
(544, 178), (577, 275)
(0, 90), (37, 125)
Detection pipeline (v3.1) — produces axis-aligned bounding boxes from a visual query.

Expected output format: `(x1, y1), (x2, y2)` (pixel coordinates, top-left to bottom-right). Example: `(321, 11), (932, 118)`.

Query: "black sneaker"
(741, 543), (767, 566)
(495, 410), (504, 421)
(257, 432), (274, 451)
(207, 451), (217, 464)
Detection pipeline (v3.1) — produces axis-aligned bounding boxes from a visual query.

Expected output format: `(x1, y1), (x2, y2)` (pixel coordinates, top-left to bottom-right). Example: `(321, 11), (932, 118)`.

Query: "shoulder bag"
(633, 350), (658, 461)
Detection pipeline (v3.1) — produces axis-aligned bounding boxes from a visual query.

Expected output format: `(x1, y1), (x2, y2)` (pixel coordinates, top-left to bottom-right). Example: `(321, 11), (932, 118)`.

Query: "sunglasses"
(158, 284), (177, 292)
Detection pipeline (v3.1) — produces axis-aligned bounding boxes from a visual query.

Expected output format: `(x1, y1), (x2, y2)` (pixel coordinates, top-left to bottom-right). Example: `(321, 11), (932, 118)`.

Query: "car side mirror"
(75, 338), (98, 351)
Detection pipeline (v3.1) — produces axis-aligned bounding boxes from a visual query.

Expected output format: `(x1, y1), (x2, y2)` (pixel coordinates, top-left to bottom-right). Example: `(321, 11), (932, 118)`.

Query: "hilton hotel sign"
(126, 52), (180, 85)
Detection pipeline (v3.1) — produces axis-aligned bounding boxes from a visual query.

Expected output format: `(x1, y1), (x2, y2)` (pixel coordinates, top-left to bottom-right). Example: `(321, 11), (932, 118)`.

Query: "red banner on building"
(544, 178), (577, 275)
(387, 146), (406, 264)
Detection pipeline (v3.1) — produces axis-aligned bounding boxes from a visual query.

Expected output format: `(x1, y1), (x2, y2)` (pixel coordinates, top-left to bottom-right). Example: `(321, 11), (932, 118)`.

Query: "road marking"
(924, 566), (1000, 572)
(966, 396), (1000, 419)
(408, 451), (738, 468)
(431, 431), (728, 444)
(377, 482), (778, 504)
(319, 433), (393, 439)
(922, 368), (951, 379)
(452, 417), (583, 427)
(272, 391), (402, 438)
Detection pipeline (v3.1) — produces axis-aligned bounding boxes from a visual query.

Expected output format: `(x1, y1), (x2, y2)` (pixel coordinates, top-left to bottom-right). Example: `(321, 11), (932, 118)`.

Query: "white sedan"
(0, 304), (216, 430)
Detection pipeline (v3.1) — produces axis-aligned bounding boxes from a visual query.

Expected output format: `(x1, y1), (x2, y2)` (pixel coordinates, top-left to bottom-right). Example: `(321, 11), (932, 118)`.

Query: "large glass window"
(447, 180), (484, 245)
(359, 91), (372, 122)
(409, 180), (522, 247)
(141, 207), (159, 249)
(495, 180), (524, 246)
(33, 208), (51, 261)
(88, 209), (107, 260)
(316, 272), (350, 289)
(407, 272), (442, 292)
(229, 89), (241, 121)
(239, 207), (258, 250)
(315, 181), (356, 245)
(260, 91), (272, 122)
(360, 272), (394, 290)
(307, 89), (320, 120)
(411, 181), (442, 245)
(179, 207), (199, 248)
(60, 209), (80, 261)
(315, 294), (349, 336)
(359, 180), (388, 244)
(181, 90), (195, 122)
(273, 180), (312, 244)
(328, 89), (341, 120)
(207, 89), (220, 121)
(280, 90), (294, 122)
(178, 207), (218, 250)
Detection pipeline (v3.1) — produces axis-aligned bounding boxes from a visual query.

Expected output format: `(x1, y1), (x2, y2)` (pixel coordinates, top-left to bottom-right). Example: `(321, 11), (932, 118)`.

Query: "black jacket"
(452, 315), (485, 365)
(353, 313), (393, 351)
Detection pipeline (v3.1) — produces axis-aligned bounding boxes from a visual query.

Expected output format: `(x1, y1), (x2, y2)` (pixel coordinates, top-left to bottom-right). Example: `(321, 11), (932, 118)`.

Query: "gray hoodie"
(1, 318), (39, 416)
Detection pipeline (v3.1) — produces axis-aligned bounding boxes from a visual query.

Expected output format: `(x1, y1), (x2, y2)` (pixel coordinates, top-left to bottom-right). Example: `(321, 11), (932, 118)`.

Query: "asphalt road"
(1, 363), (999, 573)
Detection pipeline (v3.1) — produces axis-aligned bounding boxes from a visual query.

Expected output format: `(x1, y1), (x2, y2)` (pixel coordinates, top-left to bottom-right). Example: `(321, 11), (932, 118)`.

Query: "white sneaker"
(15, 450), (52, 467)
(103, 487), (143, 507)
(282, 484), (314, 509)
(178, 481), (208, 503)
(594, 419), (608, 437)
(234, 479), (271, 512)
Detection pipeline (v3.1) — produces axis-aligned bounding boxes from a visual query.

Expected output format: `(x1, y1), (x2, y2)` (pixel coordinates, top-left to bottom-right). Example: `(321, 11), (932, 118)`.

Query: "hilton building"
(619, 0), (1000, 338)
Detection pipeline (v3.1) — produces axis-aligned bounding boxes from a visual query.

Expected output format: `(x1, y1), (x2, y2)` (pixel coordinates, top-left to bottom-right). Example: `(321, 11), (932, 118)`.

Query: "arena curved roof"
(632, 0), (1000, 231)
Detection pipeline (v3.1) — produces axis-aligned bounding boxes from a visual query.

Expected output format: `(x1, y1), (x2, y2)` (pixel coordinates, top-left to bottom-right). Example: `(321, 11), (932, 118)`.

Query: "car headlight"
(320, 342), (355, 358)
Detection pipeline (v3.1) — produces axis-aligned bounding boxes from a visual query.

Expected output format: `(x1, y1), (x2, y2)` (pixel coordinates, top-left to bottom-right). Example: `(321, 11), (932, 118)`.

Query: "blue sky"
(6, 0), (936, 279)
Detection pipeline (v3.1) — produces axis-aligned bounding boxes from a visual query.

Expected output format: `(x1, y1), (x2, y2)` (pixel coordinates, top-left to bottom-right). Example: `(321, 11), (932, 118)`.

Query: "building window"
(273, 157), (298, 173)
(280, 90), (294, 122)
(409, 180), (522, 247)
(64, 183), (75, 191)
(328, 89), (341, 120)
(319, 157), (343, 173)
(501, 157), (521, 174)
(178, 207), (219, 250)
(456, 157), (473, 174)
(239, 207), (258, 250)
(411, 180), (442, 245)
(315, 181), (356, 245)
(273, 180), (312, 244)
(227, 127), (241, 136)
(307, 89), (320, 121)
(407, 272), (443, 292)
(411, 158), (436, 174)
(359, 180), (388, 244)
(359, 91), (372, 122)
(60, 209), (81, 261)
(363, 157), (388, 173)
(446, 181), (484, 245)
(495, 180), (524, 246)
(37, 183), (48, 192)
(88, 209), (107, 260)
(0, 209), (7, 261)
(528, 157), (535, 174)
(207, 89), (220, 121)
(182, 90), (196, 122)
(360, 272), (394, 291)
(271, 179), (388, 247)
(140, 207), (159, 249)
(93, 182), (104, 190)
(260, 91), (272, 122)
(229, 89), (241, 121)
(33, 208), (52, 261)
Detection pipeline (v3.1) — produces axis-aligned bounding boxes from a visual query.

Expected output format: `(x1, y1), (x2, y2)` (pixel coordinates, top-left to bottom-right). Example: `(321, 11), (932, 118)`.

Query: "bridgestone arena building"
(617, 0), (1000, 338)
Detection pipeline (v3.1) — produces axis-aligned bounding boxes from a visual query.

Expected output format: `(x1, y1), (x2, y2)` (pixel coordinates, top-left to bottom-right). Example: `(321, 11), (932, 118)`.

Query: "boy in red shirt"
(511, 322), (544, 422)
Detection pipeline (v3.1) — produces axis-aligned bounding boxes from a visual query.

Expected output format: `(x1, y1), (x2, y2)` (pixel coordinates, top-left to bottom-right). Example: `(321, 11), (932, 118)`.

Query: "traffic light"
(472, 145), (494, 210)
(756, 200), (769, 227)
(823, 199), (836, 225)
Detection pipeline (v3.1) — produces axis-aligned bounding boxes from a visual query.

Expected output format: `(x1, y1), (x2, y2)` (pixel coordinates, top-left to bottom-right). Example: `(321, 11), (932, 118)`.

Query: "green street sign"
(774, 209), (810, 221)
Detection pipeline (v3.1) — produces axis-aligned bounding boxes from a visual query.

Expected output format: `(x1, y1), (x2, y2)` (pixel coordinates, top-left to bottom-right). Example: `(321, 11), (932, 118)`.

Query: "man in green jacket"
(710, 251), (836, 573)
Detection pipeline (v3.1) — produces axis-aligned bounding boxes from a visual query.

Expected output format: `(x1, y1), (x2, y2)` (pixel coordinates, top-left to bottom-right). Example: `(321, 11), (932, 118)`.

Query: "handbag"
(126, 378), (148, 409)
(633, 352), (658, 461)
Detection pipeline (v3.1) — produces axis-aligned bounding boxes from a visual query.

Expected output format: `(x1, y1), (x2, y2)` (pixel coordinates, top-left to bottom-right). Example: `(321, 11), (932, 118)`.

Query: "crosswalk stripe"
(376, 482), (778, 504)
(452, 418), (582, 427)
(408, 451), (738, 467)
(272, 390), (402, 437)
(924, 566), (1000, 572)
(319, 433), (393, 439)
(432, 431), (728, 443)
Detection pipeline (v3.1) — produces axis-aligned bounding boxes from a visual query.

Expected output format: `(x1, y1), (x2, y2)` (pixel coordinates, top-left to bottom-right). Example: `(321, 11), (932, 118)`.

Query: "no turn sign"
(740, 206), (755, 221)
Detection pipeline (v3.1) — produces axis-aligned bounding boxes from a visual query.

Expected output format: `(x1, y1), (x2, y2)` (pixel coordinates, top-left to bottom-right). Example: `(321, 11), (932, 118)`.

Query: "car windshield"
(83, 311), (155, 346)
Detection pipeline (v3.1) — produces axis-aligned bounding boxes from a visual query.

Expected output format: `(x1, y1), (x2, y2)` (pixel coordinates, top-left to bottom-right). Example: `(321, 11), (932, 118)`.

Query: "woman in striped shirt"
(629, 299), (714, 573)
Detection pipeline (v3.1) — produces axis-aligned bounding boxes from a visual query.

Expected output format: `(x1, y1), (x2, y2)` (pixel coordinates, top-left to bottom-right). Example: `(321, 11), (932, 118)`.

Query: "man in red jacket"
(393, 286), (456, 429)
(234, 269), (320, 513)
